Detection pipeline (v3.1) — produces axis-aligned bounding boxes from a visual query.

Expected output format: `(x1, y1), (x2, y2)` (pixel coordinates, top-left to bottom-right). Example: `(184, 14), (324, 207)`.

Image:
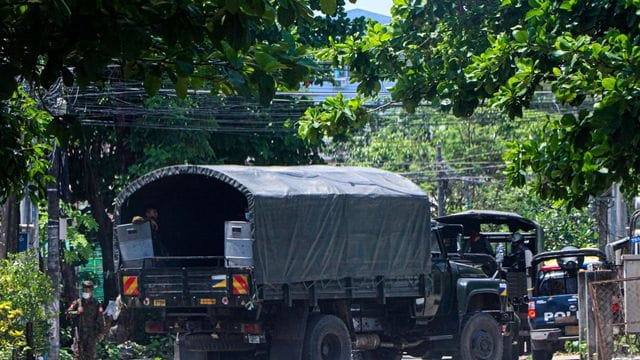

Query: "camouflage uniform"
(68, 282), (104, 360)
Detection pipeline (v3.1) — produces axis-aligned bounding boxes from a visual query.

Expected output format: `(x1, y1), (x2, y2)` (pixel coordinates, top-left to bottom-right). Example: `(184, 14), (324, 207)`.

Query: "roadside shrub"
(0, 251), (53, 358)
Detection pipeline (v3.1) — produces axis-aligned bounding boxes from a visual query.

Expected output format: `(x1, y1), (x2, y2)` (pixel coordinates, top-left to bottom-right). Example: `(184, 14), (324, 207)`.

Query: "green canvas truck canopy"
(114, 165), (431, 285)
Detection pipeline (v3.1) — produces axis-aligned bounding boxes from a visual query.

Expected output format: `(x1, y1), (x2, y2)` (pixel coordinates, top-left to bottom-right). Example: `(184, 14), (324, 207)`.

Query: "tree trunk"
(83, 139), (117, 302)
(61, 252), (78, 306)
(0, 195), (19, 259)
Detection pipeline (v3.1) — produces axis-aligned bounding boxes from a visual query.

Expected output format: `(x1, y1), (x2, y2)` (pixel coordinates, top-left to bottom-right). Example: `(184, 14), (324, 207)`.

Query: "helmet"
(81, 280), (96, 289)
(511, 232), (525, 244)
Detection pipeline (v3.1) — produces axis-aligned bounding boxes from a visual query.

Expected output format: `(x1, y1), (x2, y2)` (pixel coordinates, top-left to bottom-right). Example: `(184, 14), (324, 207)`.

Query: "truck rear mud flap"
(179, 333), (256, 352)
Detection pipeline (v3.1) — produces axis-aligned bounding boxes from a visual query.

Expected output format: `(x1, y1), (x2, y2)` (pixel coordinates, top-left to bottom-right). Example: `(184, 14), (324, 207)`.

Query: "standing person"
(67, 280), (104, 360)
(468, 230), (494, 256)
(505, 233), (532, 271)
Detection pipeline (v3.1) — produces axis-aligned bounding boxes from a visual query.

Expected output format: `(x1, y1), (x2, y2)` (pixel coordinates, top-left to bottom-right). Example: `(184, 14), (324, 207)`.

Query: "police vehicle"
(527, 247), (607, 360)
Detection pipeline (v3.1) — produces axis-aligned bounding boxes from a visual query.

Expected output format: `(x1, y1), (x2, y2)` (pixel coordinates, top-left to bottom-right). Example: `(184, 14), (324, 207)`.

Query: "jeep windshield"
(532, 248), (607, 297)
(537, 270), (578, 296)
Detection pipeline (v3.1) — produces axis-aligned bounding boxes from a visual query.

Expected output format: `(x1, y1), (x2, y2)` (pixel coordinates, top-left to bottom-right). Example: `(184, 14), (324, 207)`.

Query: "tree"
(303, 0), (640, 208)
(0, 0), (348, 199)
(327, 105), (597, 250)
(0, 88), (53, 200)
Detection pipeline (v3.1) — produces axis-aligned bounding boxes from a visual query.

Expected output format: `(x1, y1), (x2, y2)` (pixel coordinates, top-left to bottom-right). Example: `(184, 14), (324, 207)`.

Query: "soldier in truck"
(132, 205), (159, 233)
(468, 230), (494, 256)
(504, 232), (531, 271)
(132, 205), (167, 255)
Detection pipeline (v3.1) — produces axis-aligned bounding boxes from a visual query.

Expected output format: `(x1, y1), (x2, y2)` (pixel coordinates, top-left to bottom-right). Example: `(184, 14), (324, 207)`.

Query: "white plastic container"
(224, 221), (253, 268)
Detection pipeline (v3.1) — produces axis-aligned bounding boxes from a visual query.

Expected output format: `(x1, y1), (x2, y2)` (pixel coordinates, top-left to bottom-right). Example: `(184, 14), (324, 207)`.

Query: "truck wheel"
(302, 314), (352, 360)
(459, 313), (503, 360)
(531, 350), (553, 360)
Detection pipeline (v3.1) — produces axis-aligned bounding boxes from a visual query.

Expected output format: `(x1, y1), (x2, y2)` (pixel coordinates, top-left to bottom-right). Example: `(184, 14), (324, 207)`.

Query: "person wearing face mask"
(67, 280), (104, 360)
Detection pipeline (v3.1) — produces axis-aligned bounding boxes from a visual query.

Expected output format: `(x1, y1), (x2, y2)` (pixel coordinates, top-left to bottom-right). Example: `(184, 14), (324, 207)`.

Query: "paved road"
(401, 353), (580, 359)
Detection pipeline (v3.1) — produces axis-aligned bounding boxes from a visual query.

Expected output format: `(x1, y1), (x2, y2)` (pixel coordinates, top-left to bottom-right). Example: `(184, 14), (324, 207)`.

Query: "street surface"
(401, 354), (580, 359)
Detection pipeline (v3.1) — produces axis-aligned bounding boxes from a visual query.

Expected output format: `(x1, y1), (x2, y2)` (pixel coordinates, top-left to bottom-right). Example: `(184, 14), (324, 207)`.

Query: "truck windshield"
(120, 174), (248, 257)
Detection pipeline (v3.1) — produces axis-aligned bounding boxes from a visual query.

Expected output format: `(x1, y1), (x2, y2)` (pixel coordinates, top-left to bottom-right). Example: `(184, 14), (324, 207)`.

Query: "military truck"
(436, 210), (545, 357)
(113, 165), (515, 359)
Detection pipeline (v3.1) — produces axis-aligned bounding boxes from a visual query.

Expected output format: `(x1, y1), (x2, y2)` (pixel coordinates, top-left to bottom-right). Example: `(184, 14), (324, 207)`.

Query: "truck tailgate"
(120, 258), (252, 308)
(530, 294), (579, 335)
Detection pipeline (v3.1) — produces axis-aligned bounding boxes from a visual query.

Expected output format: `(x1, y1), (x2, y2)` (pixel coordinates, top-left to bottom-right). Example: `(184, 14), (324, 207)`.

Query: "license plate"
(153, 299), (166, 307)
(200, 298), (217, 305)
(555, 315), (576, 324)
(247, 335), (261, 344)
(565, 325), (579, 336)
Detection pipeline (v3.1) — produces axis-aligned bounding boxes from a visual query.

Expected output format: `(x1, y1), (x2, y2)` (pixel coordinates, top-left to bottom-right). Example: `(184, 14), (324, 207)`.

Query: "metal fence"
(590, 276), (640, 359)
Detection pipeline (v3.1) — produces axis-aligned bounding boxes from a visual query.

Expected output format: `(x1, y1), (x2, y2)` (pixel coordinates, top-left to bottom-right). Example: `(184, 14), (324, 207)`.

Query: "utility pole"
(46, 144), (61, 360)
(437, 144), (445, 217)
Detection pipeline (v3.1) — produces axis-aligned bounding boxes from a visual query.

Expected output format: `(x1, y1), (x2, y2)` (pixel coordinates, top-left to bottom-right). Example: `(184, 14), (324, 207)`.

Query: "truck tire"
(458, 313), (503, 360)
(531, 350), (553, 360)
(302, 314), (352, 360)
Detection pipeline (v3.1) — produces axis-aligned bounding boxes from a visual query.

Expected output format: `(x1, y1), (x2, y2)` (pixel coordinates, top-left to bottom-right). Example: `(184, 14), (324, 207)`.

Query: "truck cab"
(436, 210), (543, 357)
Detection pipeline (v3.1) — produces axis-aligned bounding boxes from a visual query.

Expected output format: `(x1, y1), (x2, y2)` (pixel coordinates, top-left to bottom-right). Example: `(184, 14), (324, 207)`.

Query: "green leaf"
(560, 114), (576, 126)
(512, 30), (528, 43)
(144, 75), (162, 96)
(228, 70), (245, 88)
(319, 0), (337, 15)
(254, 51), (284, 73)
(525, 9), (543, 20)
(528, 0), (541, 9)
(601, 77), (616, 91)
(277, 5), (296, 27)
(571, 174), (582, 192)
(591, 144), (609, 157)
(222, 41), (242, 69)
(175, 60), (194, 77)
(559, 0), (574, 10)
(556, 37), (572, 51)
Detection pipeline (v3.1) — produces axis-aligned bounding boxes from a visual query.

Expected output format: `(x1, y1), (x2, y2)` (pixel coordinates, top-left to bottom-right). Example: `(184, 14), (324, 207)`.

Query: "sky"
(343, 0), (393, 16)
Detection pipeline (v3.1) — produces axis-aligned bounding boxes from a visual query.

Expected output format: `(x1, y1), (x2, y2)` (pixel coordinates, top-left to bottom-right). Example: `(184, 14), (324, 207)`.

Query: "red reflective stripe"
(541, 265), (560, 271)
(123, 276), (139, 296)
(233, 275), (249, 295)
(124, 276), (136, 290)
